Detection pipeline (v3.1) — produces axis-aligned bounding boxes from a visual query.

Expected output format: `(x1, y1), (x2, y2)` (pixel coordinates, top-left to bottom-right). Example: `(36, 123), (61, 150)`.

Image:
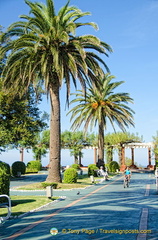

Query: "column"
(121, 146), (125, 166)
(148, 147), (151, 166)
(131, 147), (134, 165)
(120, 146), (126, 171)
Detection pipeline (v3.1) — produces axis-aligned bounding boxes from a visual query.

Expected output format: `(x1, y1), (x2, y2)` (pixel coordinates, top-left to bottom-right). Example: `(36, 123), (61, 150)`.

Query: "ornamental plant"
(71, 164), (81, 170)
(63, 168), (78, 183)
(88, 164), (99, 177)
(109, 161), (120, 173)
(0, 161), (10, 202)
(11, 161), (26, 177)
(26, 160), (42, 173)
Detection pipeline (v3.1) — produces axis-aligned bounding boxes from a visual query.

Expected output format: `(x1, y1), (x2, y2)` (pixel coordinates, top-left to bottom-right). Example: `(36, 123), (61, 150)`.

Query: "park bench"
(0, 194), (12, 224)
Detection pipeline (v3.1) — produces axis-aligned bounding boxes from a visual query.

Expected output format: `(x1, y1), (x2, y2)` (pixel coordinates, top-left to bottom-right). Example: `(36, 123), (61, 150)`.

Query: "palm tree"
(1, 0), (112, 182)
(68, 73), (135, 166)
(61, 130), (95, 165)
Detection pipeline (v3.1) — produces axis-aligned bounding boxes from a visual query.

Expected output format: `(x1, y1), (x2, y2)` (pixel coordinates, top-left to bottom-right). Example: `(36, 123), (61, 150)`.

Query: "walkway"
(0, 172), (158, 240)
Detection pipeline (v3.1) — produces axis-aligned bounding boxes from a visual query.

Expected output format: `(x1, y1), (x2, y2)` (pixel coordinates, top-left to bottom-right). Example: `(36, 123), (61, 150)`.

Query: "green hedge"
(63, 168), (78, 183)
(0, 161), (10, 175)
(26, 160), (42, 173)
(41, 182), (58, 189)
(0, 161), (10, 202)
(88, 164), (99, 177)
(11, 161), (26, 177)
(71, 164), (81, 170)
(109, 161), (120, 173)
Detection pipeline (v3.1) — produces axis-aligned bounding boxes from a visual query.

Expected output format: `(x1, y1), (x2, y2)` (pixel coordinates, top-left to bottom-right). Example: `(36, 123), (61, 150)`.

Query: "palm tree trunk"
(20, 147), (24, 162)
(79, 151), (82, 166)
(46, 82), (62, 182)
(97, 120), (104, 167)
(74, 155), (78, 164)
(106, 145), (113, 163)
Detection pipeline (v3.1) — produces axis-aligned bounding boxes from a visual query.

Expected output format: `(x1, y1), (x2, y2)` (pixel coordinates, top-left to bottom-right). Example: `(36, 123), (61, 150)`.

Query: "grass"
(13, 173), (118, 191)
(16, 174), (95, 190)
(0, 195), (58, 217)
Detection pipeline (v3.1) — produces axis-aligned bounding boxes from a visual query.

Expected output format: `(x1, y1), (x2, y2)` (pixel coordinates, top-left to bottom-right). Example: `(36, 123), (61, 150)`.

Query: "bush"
(105, 163), (109, 171)
(26, 160), (42, 173)
(0, 161), (10, 202)
(109, 161), (120, 173)
(88, 164), (99, 177)
(63, 168), (78, 183)
(41, 182), (58, 189)
(11, 161), (26, 177)
(26, 168), (39, 173)
(71, 164), (81, 170)
(0, 161), (10, 175)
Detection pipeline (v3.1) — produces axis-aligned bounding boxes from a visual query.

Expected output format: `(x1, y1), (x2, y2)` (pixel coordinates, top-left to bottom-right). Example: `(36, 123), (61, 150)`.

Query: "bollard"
(17, 172), (21, 177)
(90, 175), (95, 183)
(46, 186), (53, 198)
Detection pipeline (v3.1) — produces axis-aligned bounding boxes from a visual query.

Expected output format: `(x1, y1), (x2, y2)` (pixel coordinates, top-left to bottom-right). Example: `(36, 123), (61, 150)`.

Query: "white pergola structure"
(85, 142), (154, 170)
(120, 142), (154, 170)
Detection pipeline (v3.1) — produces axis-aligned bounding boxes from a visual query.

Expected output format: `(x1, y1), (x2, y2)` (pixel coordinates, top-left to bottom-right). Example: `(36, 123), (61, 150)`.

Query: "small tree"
(32, 129), (50, 161)
(61, 131), (96, 165)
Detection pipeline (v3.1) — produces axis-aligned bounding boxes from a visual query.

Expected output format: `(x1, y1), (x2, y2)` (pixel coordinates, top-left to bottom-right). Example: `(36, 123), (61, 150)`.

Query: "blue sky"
(0, 0), (158, 167)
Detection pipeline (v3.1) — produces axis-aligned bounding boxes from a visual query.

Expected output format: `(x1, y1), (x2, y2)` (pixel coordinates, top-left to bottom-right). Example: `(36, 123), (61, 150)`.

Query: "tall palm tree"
(0, 0), (112, 182)
(68, 73), (135, 166)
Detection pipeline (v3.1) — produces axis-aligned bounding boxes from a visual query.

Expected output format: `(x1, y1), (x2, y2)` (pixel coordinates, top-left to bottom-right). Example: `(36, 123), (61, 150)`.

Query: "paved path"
(1, 172), (158, 240)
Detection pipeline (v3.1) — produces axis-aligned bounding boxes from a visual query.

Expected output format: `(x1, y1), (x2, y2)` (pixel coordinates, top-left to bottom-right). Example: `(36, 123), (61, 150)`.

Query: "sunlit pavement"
(1, 172), (158, 240)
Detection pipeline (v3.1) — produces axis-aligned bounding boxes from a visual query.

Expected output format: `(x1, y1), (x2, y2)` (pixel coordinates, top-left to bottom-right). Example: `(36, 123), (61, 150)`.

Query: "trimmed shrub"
(11, 161), (26, 177)
(0, 161), (10, 202)
(26, 160), (42, 173)
(41, 182), (58, 189)
(88, 164), (99, 177)
(71, 164), (81, 170)
(0, 161), (10, 175)
(63, 168), (78, 183)
(109, 161), (120, 173)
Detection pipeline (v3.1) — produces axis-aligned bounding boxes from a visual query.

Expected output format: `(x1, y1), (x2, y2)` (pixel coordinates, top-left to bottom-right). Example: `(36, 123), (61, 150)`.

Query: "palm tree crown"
(68, 73), (135, 165)
(1, 0), (112, 182)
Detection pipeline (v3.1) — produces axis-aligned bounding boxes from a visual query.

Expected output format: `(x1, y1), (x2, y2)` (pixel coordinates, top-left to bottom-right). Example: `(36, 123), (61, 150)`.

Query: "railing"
(0, 194), (11, 224)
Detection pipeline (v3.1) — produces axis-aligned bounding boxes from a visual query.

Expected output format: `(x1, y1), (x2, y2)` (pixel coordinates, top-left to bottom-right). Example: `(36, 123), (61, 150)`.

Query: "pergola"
(120, 142), (154, 171)
(86, 142), (154, 170)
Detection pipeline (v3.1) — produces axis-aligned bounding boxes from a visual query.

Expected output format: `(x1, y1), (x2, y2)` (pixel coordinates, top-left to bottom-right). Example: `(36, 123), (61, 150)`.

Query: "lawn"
(16, 174), (96, 190)
(0, 195), (58, 218)
(0, 175), (95, 218)
(13, 173), (117, 190)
